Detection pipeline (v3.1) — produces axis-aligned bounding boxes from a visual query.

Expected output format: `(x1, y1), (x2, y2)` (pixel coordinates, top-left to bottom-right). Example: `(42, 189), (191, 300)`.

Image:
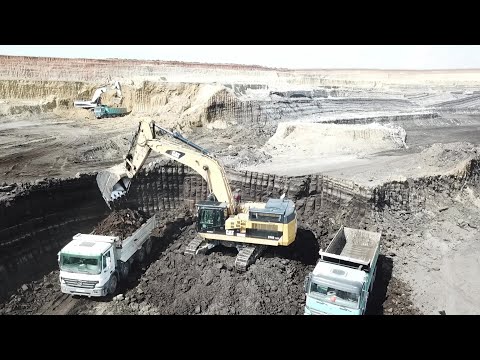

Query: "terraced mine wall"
(2, 159), (480, 300)
(1, 79), (414, 129)
(0, 79), (346, 127)
(0, 80), (206, 116)
(372, 158), (480, 213)
(204, 91), (416, 125)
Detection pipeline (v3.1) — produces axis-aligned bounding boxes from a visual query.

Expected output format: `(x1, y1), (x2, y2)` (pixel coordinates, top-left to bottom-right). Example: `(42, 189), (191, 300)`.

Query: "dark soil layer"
(92, 209), (147, 240)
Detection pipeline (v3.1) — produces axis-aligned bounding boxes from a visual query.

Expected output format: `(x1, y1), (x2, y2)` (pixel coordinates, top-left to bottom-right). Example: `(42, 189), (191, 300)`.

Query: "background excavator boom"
(74, 81), (123, 109)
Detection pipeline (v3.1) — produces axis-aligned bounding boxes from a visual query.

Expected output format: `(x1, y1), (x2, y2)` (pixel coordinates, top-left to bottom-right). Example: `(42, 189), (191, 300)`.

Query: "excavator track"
(235, 245), (267, 272)
(185, 236), (205, 255)
(184, 235), (215, 255)
(185, 236), (217, 256)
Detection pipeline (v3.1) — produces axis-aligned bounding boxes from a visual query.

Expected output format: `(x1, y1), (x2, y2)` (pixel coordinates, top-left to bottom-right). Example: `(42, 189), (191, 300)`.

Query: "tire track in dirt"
(37, 293), (82, 315)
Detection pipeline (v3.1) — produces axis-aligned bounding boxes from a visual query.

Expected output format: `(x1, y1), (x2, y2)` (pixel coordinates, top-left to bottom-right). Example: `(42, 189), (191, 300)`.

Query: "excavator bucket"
(96, 120), (154, 207)
(96, 163), (132, 207)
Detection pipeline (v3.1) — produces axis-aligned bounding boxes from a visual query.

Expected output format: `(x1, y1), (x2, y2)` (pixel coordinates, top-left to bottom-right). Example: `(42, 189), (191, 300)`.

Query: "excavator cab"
(196, 201), (228, 233)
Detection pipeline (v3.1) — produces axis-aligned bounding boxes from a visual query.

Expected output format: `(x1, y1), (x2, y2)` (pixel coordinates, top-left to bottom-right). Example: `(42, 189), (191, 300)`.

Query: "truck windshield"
(309, 282), (359, 309)
(60, 254), (101, 275)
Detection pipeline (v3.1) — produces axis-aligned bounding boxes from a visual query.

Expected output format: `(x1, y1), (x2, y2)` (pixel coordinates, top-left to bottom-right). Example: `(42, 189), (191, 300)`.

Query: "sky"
(0, 45), (479, 70)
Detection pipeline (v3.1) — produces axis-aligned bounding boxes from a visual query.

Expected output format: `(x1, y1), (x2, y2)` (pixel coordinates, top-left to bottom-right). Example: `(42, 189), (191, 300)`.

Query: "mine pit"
(2, 55), (480, 315)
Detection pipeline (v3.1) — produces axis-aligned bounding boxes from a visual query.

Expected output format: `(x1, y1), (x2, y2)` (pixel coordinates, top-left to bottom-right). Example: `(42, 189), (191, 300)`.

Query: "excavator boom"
(96, 119), (298, 272)
(96, 119), (234, 213)
(74, 81), (123, 110)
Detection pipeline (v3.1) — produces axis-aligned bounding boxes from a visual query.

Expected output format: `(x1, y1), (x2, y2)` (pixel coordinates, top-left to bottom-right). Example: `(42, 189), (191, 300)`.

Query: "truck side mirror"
(303, 274), (311, 293)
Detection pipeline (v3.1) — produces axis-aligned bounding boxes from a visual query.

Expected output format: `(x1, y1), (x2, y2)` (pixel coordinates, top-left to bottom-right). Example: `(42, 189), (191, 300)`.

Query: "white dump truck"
(57, 214), (157, 297)
(303, 226), (381, 315)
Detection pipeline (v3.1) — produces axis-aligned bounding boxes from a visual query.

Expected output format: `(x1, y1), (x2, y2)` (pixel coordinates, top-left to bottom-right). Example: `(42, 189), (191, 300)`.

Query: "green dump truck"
(94, 105), (128, 119)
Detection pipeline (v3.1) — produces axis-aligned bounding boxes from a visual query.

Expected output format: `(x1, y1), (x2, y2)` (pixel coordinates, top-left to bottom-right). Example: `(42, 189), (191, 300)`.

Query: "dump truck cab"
(303, 226), (381, 315)
(304, 261), (370, 315)
(58, 215), (157, 298)
(58, 234), (118, 297)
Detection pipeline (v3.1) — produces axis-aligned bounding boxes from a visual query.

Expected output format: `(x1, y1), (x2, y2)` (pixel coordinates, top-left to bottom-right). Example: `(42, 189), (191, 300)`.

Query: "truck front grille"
(310, 309), (329, 315)
(63, 278), (98, 289)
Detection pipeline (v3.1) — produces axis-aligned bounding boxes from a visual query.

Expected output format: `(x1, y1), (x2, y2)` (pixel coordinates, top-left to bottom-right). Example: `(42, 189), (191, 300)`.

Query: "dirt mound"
(137, 245), (307, 314)
(0, 271), (62, 315)
(84, 223), (310, 315)
(92, 209), (147, 240)
(74, 218), (412, 315)
(382, 277), (420, 315)
(0, 208), (420, 315)
(419, 142), (479, 169)
(263, 122), (407, 159)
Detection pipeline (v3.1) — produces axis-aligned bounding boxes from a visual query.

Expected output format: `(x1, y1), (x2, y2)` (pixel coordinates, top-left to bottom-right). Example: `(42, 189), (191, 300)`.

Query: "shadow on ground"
(366, 255), (393, 315)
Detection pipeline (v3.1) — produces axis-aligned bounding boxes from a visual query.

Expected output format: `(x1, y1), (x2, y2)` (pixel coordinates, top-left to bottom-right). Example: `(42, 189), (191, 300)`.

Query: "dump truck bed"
(115, 214), (157, 262)
(94, 105), (127, 118)
(321, 226), (381, 266)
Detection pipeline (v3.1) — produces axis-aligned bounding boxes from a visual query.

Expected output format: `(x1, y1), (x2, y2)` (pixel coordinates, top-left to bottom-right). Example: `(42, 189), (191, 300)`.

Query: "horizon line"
(1, 53), (480, 72)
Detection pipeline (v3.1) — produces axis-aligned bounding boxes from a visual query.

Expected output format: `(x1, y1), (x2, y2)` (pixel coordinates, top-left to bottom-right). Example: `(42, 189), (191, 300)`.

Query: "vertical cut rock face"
(0, 176), (109, 300)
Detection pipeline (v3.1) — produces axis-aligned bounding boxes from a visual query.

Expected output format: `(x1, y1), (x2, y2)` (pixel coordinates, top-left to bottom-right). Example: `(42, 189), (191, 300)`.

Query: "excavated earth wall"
(3, 158), (480, 302)
(0, 176), (109, 300)
(0, 80), (349, 130)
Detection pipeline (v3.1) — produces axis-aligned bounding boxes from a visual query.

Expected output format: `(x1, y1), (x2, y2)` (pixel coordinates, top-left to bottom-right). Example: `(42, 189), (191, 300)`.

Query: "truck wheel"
(119, 261), (130, 279)
(136, 247), (146, 263)
(108, 275), (118, 295)
(144, 238), (153, 256)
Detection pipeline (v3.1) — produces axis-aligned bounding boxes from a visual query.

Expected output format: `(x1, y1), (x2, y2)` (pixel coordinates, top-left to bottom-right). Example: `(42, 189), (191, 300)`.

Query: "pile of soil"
(0, 271), (62, 315)
(80, 223), (311, 315)
(262, 122), (407, 158)
(382, 277), (420, 315)
(92, 209), (147, 240)
(0, 211), (421, 316)
(76, 218), (417, 315)
(419, 142), (479, 169)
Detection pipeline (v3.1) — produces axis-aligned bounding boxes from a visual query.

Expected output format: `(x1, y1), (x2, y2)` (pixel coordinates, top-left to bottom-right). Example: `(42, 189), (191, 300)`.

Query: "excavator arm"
(96, 119), (234, 213)
(92, 81), (123, 104)
(91, 86), (108, 104)
(74, 81), (123, 109)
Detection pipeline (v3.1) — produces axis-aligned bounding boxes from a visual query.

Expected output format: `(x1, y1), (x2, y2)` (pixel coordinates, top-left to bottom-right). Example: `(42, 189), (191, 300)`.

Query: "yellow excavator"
(96, 119), (297, 271)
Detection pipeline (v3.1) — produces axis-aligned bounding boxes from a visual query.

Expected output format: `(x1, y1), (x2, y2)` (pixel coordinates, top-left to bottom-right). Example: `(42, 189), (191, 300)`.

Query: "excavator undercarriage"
(184, 237), (267, 272)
